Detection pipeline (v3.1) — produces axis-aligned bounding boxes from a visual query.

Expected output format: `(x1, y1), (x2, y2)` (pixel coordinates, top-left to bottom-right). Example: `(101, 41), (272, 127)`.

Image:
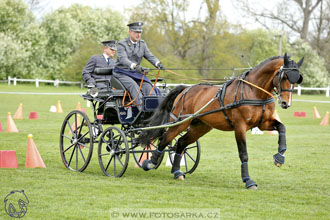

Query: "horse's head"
(273, 53), (304, 109)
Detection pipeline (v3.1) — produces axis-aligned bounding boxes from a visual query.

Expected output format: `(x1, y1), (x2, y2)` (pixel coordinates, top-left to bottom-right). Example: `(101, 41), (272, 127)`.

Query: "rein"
(239, 78), (277, 100)
(148, 68), (160, 96)
(122, 72), (146, 107)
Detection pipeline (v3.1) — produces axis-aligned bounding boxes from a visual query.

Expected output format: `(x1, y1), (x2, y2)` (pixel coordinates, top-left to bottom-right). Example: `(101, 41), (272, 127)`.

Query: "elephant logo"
(4, 190), (29, 218)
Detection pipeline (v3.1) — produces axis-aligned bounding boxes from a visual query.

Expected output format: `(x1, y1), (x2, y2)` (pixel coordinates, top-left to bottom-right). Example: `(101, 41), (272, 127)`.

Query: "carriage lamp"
(89, 87), (99, 98)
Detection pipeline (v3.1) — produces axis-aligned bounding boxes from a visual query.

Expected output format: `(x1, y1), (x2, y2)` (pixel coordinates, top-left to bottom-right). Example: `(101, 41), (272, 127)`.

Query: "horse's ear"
(284, 53), (289, 66)
(297, 57), (304, 68)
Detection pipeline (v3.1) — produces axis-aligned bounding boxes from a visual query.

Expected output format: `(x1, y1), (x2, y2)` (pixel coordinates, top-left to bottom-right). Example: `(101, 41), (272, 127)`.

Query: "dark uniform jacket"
(116, 38), (159, 70)
(82, 54), (116, 87)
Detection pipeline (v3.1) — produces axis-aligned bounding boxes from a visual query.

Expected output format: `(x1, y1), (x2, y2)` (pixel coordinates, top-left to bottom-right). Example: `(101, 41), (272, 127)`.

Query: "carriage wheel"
(169, 137), (201, 174)
(60, 110), (93, 172)
(132, 141), (165, 169)
(98, 127), (129, 177)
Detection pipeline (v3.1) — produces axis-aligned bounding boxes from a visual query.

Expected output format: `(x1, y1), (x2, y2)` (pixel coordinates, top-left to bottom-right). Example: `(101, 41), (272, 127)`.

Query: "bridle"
(273, 66), (299, 107)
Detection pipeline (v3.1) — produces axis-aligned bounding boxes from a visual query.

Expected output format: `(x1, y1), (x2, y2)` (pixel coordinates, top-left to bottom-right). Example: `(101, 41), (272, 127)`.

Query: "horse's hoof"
(173, 170), (185, 180)
(245, 179), (257, 189)
(141, 160), (155, 171)
(273, 158), (282, 167)
(247, 185), (258, 190)
(273, 153), (285, 167)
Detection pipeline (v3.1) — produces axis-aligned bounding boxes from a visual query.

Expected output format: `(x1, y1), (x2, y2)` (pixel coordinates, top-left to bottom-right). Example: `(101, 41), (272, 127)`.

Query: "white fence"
(4, 77), (330, 97)
(7, 76), (83, 88)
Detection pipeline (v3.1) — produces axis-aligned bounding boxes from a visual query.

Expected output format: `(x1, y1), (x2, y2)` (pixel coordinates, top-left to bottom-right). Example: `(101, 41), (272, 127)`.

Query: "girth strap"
(218, 79), (234, 128)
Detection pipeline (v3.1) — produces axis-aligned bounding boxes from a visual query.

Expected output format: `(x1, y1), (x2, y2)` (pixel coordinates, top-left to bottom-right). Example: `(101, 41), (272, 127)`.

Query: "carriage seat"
(92, 68), (126, 98)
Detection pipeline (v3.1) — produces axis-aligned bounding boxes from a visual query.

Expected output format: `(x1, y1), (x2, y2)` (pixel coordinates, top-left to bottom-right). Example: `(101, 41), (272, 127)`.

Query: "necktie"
(107, 57), (110, 65)
(133, 43), (136, 48)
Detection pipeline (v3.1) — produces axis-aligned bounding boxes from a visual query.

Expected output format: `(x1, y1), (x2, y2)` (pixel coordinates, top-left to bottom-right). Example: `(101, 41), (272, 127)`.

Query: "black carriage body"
(82, 75), (166, 126)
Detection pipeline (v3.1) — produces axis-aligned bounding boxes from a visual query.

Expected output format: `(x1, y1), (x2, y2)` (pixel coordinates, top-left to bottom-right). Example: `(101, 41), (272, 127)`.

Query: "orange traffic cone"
(313, 106), (321, 119)
(268, 110), (281, 135)
(320, 112), (329, 126)
(0, 150), (18, 168)
(0, 121), (3, 132)
(6, 112), (19, 133)
(56, 100), (64, 113)
(13, 103), (23, 119)
(25, 134), (46, 168)
(135, 145), (154, 168)
(76, 102), (81, 111)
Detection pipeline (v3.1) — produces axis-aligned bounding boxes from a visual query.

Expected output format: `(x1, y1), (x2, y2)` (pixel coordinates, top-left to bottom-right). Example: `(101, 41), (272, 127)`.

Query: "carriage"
(59, 68), (201, 177)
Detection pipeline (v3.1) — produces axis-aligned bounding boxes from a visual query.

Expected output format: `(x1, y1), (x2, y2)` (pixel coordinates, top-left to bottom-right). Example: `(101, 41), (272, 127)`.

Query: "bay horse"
(138, 53), (304, 189)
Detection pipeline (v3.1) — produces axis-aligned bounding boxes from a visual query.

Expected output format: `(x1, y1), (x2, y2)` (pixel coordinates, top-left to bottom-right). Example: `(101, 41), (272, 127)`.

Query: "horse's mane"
(251, 56), (282, 72)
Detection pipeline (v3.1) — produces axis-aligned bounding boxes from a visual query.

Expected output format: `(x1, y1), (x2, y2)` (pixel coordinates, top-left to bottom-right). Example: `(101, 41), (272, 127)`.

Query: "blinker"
(285, 69), (303, 84)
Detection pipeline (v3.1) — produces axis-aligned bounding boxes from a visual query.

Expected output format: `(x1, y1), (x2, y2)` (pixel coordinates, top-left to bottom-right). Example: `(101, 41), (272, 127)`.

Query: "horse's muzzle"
(280, 101), (289, 109)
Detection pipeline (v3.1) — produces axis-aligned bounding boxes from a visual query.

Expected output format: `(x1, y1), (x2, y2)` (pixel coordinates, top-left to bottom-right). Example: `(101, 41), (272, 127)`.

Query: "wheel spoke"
(77, 142), (89, 149)
(115, 155), (124, 167)
(105, 155), (114, 172)
(114, 136), (122, 149)
(67, 146), (76, 167)
(77, 118), (85, 137)
(67, 121), (75, 138)
(184, 151), (196, 163)
(78, 146), (86, 163)
(74, 114), (78, 137)
(63, 144), (74, 153)
(185, 145), (197, 150)
(113, 155), (117, 176)
(62, 134), (74, 141)
(76, 145), (78, 170)
(101, 136), (112, 151)
(76, 130), (90, 143)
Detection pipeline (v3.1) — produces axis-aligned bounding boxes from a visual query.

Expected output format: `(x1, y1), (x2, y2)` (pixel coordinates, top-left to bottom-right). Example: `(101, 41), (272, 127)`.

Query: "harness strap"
(197, 97), (275, 119)
(219, 80), (234, 128)
(258, 103), (266, 125)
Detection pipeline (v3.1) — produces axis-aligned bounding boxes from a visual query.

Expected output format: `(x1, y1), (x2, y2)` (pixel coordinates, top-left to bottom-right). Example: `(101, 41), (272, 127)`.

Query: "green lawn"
(0, 84), (330, 220)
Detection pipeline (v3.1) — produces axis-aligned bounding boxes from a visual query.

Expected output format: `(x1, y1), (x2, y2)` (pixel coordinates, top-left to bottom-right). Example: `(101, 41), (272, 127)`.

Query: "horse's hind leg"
(171, 121), (211, 180)
(235, 126), (258, 189)
(141, 123), (189, 171)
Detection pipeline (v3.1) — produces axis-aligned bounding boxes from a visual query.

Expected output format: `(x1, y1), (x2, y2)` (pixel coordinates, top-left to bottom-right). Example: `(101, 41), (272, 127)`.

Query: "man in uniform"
(82, 40), (117, 88)
(114, 21), (165, 110)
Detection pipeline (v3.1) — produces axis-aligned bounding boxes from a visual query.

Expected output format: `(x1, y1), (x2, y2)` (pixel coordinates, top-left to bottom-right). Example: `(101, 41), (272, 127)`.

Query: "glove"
(136, 65), (148, 74)
(157, 62), (165, 70)
(87, 83), (95, 88)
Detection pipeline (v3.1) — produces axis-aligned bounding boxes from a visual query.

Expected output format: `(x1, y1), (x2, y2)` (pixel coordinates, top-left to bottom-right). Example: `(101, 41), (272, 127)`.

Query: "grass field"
(0, 84), (330, 220)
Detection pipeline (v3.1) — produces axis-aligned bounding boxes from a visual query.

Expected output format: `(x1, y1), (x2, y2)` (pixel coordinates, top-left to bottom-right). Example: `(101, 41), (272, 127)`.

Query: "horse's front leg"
(235, 127), (258, 189)
(260, 119), (286, 167)
(273, 120), (286, 167)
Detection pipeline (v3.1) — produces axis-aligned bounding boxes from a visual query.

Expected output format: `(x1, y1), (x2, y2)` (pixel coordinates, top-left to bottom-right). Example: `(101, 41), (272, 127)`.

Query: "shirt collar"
(103, 53), (110, 61)
(130, 39), (138, 45)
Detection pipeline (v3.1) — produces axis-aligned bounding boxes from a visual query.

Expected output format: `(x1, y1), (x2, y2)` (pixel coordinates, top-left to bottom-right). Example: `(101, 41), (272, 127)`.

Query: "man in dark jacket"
(82, 40), (117, 88)
(114, 22), (165, 109)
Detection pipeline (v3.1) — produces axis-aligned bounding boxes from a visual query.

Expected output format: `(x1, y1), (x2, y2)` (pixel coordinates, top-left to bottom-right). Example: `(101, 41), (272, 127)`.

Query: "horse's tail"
(138, 85), (188, 145)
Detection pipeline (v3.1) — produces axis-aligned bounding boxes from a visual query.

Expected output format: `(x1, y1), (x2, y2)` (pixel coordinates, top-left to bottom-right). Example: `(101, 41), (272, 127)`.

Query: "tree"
(0, 0), (47, 79)
(234, 0), (330, 80)
(234, 0), (322, 41)
(291, 39), (328, 87)
(41, 4), (126, 80)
